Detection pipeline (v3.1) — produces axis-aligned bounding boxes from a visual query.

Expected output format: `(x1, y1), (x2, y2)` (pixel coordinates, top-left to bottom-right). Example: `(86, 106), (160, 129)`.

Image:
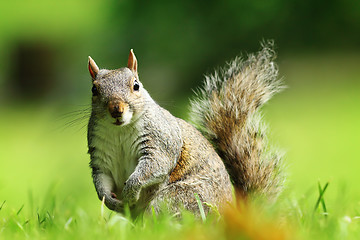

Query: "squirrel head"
(88, 49), (146, 126)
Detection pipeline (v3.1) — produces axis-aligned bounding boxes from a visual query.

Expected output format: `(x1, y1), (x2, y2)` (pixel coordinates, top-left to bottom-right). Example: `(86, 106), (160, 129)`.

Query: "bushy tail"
(190, 41), (285, 199)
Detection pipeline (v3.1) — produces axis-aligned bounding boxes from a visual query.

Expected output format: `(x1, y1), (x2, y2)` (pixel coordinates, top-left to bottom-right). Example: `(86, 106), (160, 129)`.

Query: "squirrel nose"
(108, 102), (124, 118)
(110, 106), (122, 118)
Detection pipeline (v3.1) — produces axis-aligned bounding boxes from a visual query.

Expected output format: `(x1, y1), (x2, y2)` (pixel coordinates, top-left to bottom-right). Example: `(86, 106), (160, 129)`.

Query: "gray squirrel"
(87, 42), (284, 217)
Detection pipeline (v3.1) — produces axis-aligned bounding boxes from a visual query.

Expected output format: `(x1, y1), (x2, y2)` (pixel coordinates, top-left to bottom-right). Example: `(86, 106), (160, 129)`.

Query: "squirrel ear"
(88, 56), (99, 79)
(127, 49), (138, 73)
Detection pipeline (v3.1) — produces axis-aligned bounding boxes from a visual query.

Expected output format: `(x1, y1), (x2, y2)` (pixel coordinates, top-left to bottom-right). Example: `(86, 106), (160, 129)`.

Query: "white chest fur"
(90, 119), (140, 193)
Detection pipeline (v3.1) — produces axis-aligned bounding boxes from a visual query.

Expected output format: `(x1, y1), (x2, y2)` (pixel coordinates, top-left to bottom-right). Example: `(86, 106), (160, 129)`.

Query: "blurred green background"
(0, 0), (359, 214)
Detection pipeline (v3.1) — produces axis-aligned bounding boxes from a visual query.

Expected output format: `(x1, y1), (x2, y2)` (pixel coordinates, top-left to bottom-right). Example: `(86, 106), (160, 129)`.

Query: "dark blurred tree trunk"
(10, 42), (56, 100)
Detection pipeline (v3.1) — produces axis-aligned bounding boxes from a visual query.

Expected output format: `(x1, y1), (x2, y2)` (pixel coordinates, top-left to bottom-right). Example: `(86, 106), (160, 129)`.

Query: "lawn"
(1, 52), (360, 239)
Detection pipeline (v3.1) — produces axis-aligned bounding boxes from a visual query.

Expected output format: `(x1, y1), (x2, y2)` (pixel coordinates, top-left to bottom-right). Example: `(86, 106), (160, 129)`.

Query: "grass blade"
(38, 212), (46, 225)
(319, 183), (328, 213)
(314, 181), (329, 213)
(17, 204), (24, 215)
(151, 206), (157, 224)
(64, 217), (73, 230)
(0, 200), (5, 211)
(101, 195), (105, 219)
(194, 193), (206, 223)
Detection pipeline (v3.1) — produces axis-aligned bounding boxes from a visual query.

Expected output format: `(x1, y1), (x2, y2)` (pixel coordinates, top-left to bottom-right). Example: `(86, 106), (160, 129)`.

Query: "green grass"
(1, 181), (359, 239)
(1, 52), (360, 239)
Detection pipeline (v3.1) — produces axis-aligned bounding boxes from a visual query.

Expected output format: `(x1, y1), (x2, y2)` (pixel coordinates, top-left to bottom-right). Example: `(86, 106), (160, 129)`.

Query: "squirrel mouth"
(113, 118), (123, 126)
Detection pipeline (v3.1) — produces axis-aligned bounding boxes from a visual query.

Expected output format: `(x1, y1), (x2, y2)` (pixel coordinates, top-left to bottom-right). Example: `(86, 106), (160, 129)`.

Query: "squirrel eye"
(92, 85), (99, 96)
(133, 79), (140, 91)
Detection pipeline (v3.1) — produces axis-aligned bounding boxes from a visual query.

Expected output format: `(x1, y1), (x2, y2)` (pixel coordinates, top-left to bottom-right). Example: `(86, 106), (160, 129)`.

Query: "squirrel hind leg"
(147, 184), (211, 217)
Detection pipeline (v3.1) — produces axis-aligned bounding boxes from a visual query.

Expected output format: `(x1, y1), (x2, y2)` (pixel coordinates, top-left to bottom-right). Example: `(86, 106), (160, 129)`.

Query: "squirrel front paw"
(102, 192), (124, 212)
(122, 177), (141, 206)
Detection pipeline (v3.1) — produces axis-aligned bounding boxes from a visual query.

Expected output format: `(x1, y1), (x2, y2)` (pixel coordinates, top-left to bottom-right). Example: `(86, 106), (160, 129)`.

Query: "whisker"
(55, 105), (92, 132)
(63, 115), (90, 128)
(58, 108), (92, 120)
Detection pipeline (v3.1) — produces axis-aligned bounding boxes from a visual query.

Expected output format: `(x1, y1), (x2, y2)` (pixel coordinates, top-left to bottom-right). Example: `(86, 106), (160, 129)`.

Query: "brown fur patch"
(169, 143), (191, 183)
